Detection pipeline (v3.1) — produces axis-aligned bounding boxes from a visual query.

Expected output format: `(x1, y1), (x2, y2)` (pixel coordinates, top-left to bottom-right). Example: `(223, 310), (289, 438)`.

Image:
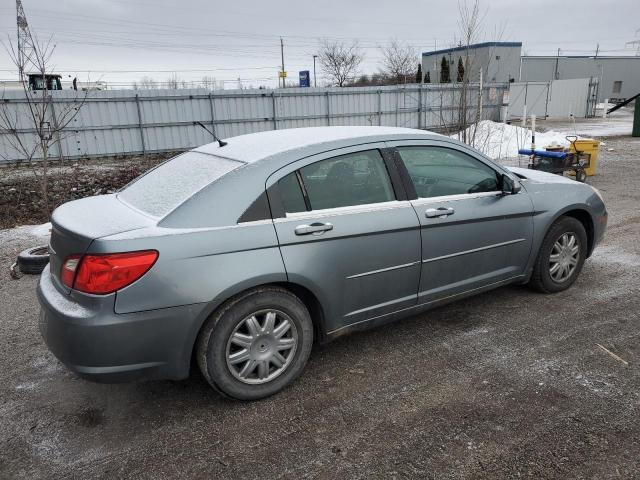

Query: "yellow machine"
(568, 139), (600, 177)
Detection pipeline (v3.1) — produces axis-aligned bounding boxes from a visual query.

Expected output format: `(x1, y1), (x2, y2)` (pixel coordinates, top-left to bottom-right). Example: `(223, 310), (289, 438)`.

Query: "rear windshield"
(118, 152), (241, 217)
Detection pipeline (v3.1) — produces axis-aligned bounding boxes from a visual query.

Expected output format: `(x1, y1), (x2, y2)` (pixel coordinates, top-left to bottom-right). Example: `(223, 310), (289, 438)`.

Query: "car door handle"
(425, 207), (455, 218)
(294, 222), (334, 235)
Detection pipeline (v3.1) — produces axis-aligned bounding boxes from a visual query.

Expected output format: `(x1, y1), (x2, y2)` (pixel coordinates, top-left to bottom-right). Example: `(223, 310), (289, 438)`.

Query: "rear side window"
(119, 152), (241, 217)
(278, 172), (307, 214)
(299, 150), (395, 211)
(397, 146), (499, 198)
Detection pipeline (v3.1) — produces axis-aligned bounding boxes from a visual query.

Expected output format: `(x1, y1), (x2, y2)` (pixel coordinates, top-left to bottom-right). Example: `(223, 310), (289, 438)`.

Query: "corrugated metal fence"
(0, 83), (509, 163)
(507, 78), (599, 120)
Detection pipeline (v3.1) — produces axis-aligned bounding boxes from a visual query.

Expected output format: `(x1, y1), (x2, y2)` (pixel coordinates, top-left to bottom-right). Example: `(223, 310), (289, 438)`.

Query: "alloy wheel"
(549, 232), (580, 283)
(225, 309), (298, 385)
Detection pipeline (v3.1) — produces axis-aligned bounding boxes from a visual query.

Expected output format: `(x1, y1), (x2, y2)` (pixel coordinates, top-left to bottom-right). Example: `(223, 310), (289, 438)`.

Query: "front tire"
(196, 287), (313, 400)
(529, 216), (587, 293)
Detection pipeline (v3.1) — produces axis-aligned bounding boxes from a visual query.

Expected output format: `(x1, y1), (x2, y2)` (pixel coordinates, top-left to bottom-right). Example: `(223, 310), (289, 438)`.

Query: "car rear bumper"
(37, 264), (208, 383)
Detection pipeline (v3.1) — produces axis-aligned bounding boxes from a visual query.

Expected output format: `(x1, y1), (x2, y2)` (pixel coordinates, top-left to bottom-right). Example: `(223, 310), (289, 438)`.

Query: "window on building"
(612, 81), (622, 94)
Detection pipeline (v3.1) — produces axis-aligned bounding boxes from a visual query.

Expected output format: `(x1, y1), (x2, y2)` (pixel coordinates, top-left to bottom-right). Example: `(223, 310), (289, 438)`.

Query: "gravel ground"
(0, 135), (639, 479)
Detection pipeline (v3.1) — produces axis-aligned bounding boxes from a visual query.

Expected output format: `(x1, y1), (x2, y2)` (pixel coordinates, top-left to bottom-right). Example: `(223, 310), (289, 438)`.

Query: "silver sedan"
(38, 127), (608, 400)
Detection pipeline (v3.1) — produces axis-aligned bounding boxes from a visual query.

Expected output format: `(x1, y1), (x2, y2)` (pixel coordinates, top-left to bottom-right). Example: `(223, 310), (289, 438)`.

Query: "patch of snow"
(0, 222), (52, 245)
(15, 381), (38, 391)
(507, 166), (578, 184)
(31, 222), (52, 237)
(451, 120), (572, 160)
(591, 245), (640, 268)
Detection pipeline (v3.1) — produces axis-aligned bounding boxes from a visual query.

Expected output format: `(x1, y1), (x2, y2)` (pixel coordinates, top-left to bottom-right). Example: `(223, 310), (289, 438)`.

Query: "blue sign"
(299, 70), (310, 87)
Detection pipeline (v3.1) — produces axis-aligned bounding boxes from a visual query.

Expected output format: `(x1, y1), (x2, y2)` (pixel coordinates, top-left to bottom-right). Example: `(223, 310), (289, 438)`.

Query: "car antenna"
(193, 121), (227, 147)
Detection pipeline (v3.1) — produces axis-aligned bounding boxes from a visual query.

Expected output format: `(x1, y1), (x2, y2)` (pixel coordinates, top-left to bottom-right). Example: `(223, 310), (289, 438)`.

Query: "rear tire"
(529, 216), (587, 293)
(196, 287), (313, 400)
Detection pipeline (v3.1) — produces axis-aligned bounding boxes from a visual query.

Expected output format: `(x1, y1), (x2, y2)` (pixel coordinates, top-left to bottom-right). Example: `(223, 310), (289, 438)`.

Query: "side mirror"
(501, 174), (521, 195)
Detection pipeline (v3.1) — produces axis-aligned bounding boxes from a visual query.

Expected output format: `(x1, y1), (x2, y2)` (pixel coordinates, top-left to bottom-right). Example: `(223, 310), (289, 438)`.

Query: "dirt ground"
(0, 153), (173, 229)
(0, 134), (639, 479)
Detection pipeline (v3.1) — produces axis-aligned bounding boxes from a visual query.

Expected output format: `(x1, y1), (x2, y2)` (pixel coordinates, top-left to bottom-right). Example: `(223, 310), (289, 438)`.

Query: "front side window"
(397, 146), (499, 198)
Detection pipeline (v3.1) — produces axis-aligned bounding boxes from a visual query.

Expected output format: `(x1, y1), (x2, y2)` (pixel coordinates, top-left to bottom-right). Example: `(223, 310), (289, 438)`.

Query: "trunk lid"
(49, 194), (155, 293)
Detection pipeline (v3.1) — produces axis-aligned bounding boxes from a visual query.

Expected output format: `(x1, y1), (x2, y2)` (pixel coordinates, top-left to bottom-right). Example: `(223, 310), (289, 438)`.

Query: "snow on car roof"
(194, 126), (441, 163)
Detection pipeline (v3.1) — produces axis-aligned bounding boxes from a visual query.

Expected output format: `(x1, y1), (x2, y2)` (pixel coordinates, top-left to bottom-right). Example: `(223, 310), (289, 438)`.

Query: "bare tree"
(456, 0), (487, 143)
(200, 75), (218, 90)
(138, 76), (158, 89)
(379, 39), (417, 84)
(0, 35), (88, 217)
(317, 39), (364, 87)
(165, 72), (180, 89)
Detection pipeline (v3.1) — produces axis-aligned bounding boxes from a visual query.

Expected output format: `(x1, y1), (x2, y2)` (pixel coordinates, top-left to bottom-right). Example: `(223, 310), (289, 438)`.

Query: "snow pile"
(31, 222), (52, 238)
(451, 120), (572, 160)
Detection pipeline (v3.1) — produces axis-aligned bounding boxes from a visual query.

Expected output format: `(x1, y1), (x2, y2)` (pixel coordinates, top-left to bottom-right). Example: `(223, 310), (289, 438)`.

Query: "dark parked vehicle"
(38, 127), (608, 400)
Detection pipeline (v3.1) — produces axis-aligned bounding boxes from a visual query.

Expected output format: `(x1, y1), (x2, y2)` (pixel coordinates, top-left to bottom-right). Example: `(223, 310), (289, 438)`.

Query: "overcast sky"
(1, 0), (638, 88)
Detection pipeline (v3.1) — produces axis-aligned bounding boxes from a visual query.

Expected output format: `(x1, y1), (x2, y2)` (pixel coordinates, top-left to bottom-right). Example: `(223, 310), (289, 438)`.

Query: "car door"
(387, 139), (534, 304)
(267, 144), (422, 335)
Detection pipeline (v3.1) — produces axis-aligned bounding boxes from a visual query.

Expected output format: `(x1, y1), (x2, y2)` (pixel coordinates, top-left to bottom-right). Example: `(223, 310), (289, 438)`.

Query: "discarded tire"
(17, 245), (50, 275)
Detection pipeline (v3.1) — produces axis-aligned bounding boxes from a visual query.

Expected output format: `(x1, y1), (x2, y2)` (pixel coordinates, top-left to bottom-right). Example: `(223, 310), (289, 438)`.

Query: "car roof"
(193, 126), (443, 164)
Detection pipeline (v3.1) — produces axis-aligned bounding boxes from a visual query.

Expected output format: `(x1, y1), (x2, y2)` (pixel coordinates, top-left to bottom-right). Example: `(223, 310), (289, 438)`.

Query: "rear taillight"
(61, 255), (81, 288)
(60, 250), (158, 295)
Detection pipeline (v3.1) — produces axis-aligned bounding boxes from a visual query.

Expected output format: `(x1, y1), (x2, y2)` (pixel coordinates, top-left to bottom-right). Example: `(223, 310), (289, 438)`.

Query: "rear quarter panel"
(89, 221), (286, 314)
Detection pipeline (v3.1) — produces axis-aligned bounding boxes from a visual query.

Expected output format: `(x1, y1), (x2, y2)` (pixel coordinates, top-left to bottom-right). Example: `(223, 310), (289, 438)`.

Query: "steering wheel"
(468, 178), (496, 194)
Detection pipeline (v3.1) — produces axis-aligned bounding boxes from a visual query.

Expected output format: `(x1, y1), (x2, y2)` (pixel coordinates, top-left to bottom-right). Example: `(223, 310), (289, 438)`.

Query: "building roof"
(422, 41), (522, 57)
(194, 126), (442, 163)
(522, 55), (640, 60)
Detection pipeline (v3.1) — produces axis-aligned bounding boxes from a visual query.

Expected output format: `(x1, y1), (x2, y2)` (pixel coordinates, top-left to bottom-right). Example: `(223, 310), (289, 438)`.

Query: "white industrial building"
(519, 55), (640, 103)
(421, 42), (522, 84)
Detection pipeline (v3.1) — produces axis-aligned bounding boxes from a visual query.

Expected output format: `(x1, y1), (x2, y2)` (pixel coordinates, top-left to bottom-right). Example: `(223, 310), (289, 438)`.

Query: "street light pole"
(280, 37), (285, 88)
(312, 54), (318, 87)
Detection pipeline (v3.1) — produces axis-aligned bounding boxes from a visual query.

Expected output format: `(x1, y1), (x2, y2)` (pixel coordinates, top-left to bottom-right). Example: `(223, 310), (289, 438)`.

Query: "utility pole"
(312, 54), (318, 87)
(595, 43), (599, 58)
(280, 37), (285, 89)
(554, 48), (561, 80)
(16, 0), (36, 83)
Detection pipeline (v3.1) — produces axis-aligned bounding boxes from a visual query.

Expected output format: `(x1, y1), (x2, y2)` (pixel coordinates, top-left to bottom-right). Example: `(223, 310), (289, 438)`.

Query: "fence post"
(134, 94), (146, 157)
(417, 85), (423, 130)
(544, 81), (550, 118)
(208, 92), (217, 140)
(325, 90), (331, 126)
(49, 97), (65, 163)
(378, 89), (382, 126)
(271, 91), (278, 130)
(395, 88), (399, 126)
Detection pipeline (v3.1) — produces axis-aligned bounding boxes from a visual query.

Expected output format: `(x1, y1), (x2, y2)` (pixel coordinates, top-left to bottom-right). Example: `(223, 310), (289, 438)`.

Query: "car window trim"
(294, 170), (312, 211)
(411, 190), (503, 206)
(379, 148), (408, 201)
(275, 200), (413, 222)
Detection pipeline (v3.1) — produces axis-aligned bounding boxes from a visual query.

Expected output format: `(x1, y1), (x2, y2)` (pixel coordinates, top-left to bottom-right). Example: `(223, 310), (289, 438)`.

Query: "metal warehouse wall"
(507, 78), (598, 119)
(520, 56), (640, 103)
(0, 83), (508, 163)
